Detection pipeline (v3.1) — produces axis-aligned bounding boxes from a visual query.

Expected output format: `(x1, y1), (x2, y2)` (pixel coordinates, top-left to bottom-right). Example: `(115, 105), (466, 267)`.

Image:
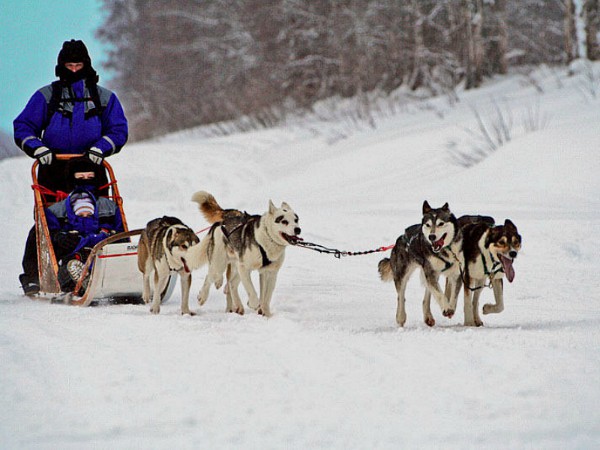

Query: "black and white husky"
(378, 201), (464, 327)
(137, 216), (201, 315)
(191, 191), (301, 317)
(459, 217), (522, 326)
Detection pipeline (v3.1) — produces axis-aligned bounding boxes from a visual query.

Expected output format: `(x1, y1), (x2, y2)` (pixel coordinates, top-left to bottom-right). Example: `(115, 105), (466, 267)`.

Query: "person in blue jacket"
(20, 158), (124, 294)
(14, 39), (128, 193)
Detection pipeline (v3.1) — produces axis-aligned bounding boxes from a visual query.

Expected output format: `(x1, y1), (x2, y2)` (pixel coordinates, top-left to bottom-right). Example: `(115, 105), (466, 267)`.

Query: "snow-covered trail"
(1, 64), (599, 449)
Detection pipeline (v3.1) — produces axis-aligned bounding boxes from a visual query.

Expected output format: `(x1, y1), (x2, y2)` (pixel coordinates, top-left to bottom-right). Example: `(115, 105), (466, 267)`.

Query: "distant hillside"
(0, 128), (20, 160)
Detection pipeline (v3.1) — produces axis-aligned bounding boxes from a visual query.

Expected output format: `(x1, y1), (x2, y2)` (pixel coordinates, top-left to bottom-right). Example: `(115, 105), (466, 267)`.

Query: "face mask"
(73, 177), (98, 193)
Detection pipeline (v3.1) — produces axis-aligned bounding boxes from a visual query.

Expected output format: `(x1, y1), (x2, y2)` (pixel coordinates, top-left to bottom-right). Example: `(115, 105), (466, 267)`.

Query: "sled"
(31, 154), (176, 306)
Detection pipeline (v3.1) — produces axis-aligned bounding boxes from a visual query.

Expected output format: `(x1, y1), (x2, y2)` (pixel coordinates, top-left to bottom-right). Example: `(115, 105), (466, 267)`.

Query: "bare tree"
(486, 0), (509, 74)
(584, 0), (600, 60)
(97, 0), (570, 140)
(463, 0), (484, 89)
(564, 0), (579, 64)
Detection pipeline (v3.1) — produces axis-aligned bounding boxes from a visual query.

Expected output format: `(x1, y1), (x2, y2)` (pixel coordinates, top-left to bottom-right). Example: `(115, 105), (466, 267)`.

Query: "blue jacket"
(46, 188), (124, 258)
(14, 79), (128, 158)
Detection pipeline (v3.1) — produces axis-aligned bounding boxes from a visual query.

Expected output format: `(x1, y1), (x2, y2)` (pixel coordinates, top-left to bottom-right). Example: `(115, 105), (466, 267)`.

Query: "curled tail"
(378, 258), (393, 282)
(191, 191), (224, 224)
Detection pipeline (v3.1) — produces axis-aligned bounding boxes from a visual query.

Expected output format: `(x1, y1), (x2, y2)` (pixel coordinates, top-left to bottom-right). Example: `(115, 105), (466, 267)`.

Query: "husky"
(137, 216), (200, 315)
(191, 191), (301, 317)
(459, 217), (522, 326)
(378, 201), (464, 327)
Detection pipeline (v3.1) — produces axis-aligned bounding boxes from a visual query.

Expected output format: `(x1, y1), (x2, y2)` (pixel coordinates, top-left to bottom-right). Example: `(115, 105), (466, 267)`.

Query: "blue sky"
(0, 0), (109, 134)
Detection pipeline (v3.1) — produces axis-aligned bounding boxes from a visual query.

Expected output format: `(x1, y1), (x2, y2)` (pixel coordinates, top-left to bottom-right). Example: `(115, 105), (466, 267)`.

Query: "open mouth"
(281, 233), (303, 245)
(498, 254), (515, 282)
(431, 233), (447, 253)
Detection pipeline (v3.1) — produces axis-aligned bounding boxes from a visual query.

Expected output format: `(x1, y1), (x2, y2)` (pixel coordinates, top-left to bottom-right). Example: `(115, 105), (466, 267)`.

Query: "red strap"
(31, 184), (69, 201)
(98, 180), (115, 191)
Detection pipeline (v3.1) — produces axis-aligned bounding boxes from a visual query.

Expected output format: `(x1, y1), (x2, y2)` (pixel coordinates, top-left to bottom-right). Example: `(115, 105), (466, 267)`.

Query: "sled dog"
(191, 191), (301, 317)
(459, 216), (522, 326)
(378, 201), (464, 327)
(137, 216), (200, 315)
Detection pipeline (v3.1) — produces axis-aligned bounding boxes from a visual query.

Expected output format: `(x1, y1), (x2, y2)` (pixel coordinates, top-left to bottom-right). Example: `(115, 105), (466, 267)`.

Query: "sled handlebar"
(31, 154), (116, 184)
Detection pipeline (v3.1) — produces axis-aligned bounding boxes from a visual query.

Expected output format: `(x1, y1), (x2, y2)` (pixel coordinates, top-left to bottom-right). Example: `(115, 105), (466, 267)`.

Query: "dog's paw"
(396, 313), (406, 327)
(424, 316), (435, 327)
(247, 299), (259, 310)
(483, 303), (503, 315)
(197, 295), (207, 306)
(227, 305), (244, 315)
(181, 310), (196, 316)
(443, 308), (455, 318)
(257, 306), (272, 317)
(150, 306), (160, 314)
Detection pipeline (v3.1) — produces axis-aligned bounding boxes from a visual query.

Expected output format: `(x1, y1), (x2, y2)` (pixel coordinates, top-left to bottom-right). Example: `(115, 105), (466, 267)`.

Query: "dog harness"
(220, 214), (272, 268)
(482, 251), (504, 277)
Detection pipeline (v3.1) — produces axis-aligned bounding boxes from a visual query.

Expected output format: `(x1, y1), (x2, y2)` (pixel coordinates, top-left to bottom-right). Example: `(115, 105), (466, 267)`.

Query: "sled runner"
(31, 155), (176, 306)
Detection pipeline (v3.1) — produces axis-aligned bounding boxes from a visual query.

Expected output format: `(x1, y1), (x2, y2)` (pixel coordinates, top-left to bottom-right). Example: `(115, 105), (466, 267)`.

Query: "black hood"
(55, 39), (99, 83)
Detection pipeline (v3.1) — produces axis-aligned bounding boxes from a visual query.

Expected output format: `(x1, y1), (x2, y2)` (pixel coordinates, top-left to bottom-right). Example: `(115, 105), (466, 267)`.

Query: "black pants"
(21, 226), (39, 284)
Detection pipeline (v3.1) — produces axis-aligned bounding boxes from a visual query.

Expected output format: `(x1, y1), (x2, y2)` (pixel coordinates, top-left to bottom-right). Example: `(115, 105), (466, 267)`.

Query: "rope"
(196, 225), (212, 235)
(293, 240), (394, 258)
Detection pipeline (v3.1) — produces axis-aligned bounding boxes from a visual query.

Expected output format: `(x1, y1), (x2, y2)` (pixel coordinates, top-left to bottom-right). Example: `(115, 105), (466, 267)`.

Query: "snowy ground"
(1, 63), (599, 449)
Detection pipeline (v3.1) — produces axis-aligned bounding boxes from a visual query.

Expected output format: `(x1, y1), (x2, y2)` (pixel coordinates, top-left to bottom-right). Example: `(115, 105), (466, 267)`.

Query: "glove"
(33, 147), (53, 165)
(87, 147), (104, 165)
(53, 231), (81, 255)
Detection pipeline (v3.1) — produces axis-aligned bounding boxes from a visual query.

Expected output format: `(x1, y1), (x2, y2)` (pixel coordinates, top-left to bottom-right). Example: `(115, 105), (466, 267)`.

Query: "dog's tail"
(191, 191), (224, 224)
(185, 233), (210, 270)
(378, 258), (393, 282)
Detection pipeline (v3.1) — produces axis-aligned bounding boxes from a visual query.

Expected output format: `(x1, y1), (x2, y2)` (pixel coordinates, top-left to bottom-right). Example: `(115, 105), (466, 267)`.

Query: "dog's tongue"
(499, 254), (515, 282)
(432, 236), (445, 252)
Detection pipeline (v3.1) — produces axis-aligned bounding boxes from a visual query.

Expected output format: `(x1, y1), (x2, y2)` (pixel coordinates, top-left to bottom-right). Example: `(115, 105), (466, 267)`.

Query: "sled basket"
(30, 155), (176, 306)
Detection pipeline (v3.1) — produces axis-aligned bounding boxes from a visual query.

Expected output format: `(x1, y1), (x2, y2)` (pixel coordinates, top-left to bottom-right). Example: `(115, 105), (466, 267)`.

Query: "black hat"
(55, 39), (98, 82)
(66, 156), (99, 179)
(64, 157), (101, 192)
(57, 39), (91, 65)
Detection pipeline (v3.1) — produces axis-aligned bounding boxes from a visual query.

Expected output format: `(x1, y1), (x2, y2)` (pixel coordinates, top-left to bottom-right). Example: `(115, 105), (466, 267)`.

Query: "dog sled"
(31, 155), (176, 306)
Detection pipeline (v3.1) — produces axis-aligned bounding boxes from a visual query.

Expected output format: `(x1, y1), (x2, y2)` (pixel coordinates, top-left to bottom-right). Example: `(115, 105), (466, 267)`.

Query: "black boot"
(19, 273), (40, 296)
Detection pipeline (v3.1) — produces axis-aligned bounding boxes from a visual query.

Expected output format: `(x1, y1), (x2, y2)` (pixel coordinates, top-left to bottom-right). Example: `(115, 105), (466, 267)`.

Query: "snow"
(1, 63), (600, 449)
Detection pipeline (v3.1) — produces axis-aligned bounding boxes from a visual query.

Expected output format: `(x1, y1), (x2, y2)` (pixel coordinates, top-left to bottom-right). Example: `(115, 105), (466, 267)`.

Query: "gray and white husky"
(378, 201), (464, 327)
(459, 216), (522, 326)
(191, 191), (301, 317)
(137, 216), (200, 315)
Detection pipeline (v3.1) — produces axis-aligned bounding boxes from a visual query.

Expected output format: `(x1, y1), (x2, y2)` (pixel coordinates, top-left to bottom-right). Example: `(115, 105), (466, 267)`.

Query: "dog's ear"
(165, 227), (174, 248)
(281, 201), (291, 211)
(422, 201), (431, 214)
(504, 219), (516, 230)
(269, 200), (277, 215)
(442, 202), (450, 212)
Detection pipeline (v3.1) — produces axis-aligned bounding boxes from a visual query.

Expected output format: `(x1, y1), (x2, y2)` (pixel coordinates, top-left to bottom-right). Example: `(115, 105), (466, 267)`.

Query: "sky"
(0, 62), (599, 448)
(0, 0), (108, 135)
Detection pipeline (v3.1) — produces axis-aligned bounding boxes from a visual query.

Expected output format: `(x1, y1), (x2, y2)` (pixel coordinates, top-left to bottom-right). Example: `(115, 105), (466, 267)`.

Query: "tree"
(462, 0), (484, 89)
(584, 0), (600, 60)
(564, 0), (579, 64)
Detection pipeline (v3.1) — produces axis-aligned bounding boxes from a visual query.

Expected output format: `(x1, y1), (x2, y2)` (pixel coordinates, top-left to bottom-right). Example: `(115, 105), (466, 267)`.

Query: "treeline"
(98, 0), (600, 140)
